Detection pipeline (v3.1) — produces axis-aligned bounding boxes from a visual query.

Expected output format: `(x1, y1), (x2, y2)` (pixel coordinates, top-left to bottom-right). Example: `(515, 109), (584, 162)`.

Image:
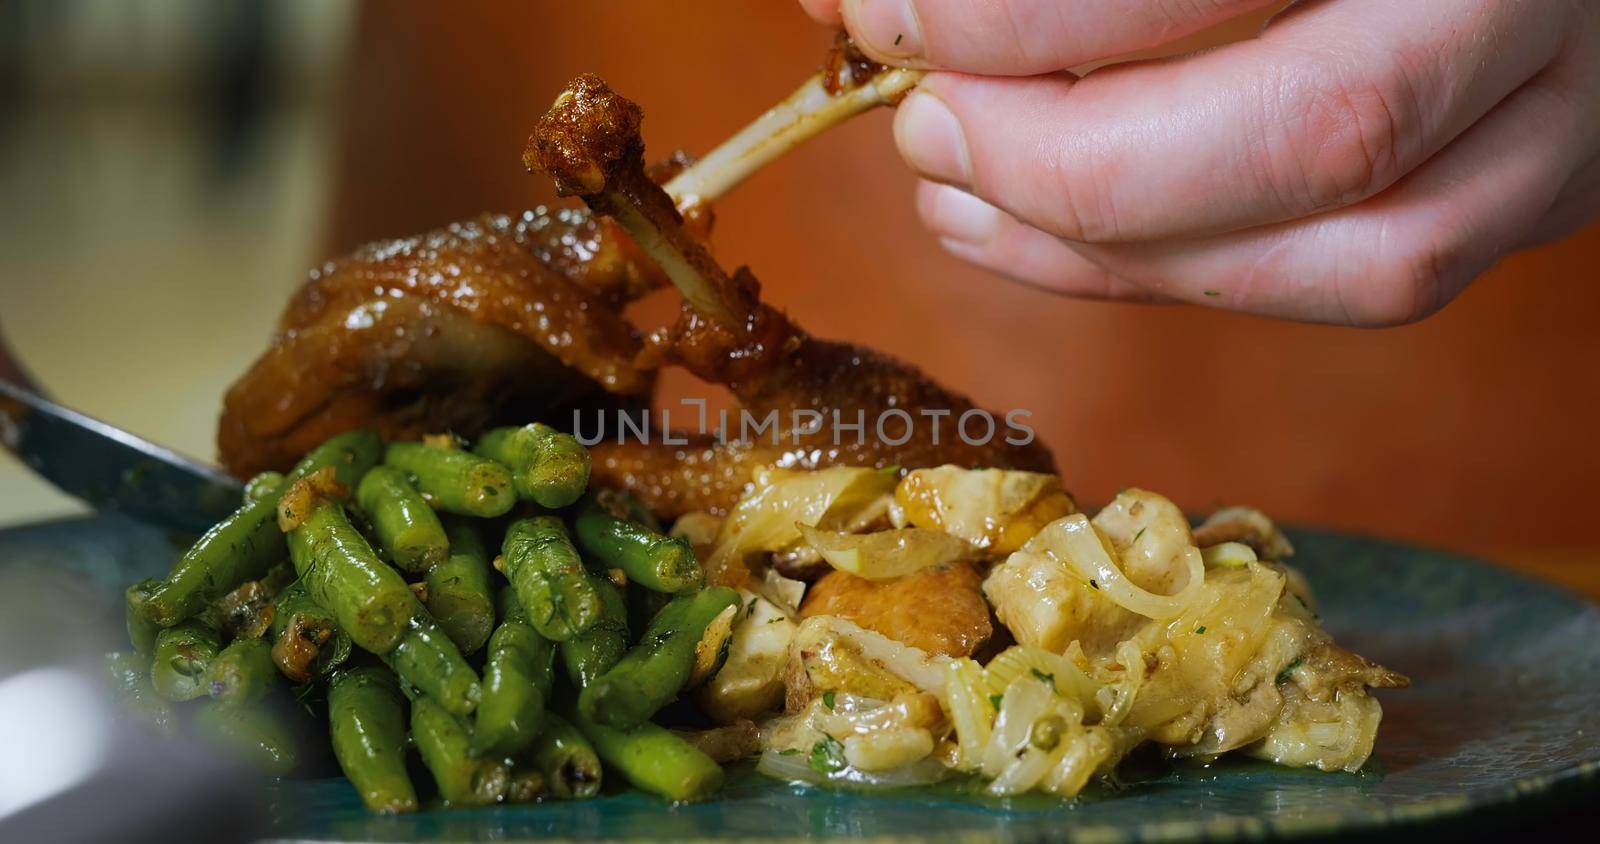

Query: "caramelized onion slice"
(797, 524), (971, 582)
(1027, 514), (1204, 620)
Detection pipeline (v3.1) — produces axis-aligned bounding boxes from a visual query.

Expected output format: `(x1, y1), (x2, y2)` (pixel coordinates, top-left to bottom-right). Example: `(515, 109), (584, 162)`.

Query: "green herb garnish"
(823, 691), (836, 710)
(894, 33), (904, 45)
(1276, 657), (1303, 684)
(1203, 290), (1221, 297)
(1030, 667), (1057, 693)
(809, 735), (846, 774)
(989, 693), (1004, 710)
(1195, 625), (1207, 634)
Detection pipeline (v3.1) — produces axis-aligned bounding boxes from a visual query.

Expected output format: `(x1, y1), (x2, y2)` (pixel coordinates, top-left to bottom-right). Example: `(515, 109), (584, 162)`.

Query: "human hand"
(801, 0), (1600, 325)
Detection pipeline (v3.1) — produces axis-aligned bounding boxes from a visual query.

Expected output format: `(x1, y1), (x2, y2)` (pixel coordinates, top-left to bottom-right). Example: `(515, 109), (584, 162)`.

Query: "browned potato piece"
(800, 561), (992, 657)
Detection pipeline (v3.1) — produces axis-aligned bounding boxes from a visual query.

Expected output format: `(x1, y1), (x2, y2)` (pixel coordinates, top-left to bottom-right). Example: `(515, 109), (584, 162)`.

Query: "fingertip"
(918, 182), (1165, 302)
(796, 0), (844, 26)
(839, 0), (923, 61)
(916, 180), (999, 244)
(893, 89), (973, 187)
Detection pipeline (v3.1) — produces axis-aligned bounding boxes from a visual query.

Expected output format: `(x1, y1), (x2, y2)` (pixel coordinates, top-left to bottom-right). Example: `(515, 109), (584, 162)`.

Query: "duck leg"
(527, 75), (1055, 519)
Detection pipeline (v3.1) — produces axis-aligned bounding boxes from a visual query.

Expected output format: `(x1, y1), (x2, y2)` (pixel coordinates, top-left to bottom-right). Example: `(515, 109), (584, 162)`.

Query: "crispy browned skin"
(217, 212), (655, 477)
(800, 562), (993, 657)
(220, 71), (1053, 513)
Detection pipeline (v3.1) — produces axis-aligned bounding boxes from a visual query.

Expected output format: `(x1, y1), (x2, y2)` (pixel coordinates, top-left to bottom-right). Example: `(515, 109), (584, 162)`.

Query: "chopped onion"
(982, 676), (1051, 777)
(1029, 514), (1204, 620)
(1042, 727), (1117, 796)
(944, 659), (992, 771)
(797, 524), (971, 581)
(758, 568), (807, 615)
(806, 616), (953, 694)
(987, 745), (1056, 796)
(1200, 541), (1258, 568)
(895, 466), (1075, 552)
(983, 646), (1102, 717)
(1095, 640), (1148, 727)
(843, 728), (935, 772)
(688, 604), (740, 687)
(708, 467), (896, 584)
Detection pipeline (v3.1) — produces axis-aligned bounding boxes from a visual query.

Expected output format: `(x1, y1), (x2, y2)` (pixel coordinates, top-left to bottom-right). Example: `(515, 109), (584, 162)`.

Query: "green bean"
(560, 698), (723, 803)
(356, 466), (449, 573)
(286, 498), (417, 654)
(193, 701), (300, 776)
(140, 430), (381, 627)
(519, 712), (602, 800)
(380, 611), (480, 717)
(206, 637), (279, 705)
(150, 618), (221, 701)
(424, 518), (496, 655)
(560, 575), (629, 689)
(410, 695), (509, 807)
(384, 441), (514, 518)
(473, 424), (590, 508)
(499, 516), (602, 641)
(140, 497), (286, 627)
(505, 767), (547, 804)
(125, 579), (161, 656)
(269, 579), (352, 682)
(579, 587), (741, 729)
(575, 492), (701, 593)
(243, 471), (285, 505)
(105, 651), (177, 737)
(291, 429), (387, 490)
(471, 590), (555, 756)
(328, 665), (417, 814)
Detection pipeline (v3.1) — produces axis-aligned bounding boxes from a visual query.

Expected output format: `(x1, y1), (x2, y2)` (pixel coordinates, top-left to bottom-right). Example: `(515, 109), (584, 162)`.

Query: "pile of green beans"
(111, 425), (736, 812)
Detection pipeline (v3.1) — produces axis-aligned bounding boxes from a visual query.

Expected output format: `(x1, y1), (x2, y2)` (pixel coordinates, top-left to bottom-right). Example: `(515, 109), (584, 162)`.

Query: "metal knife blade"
(0, 379), (242, 533)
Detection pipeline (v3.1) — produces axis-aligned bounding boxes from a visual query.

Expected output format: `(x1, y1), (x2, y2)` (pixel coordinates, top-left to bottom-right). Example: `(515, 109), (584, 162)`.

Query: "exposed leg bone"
(527, 75), (756, 330)
(526, 74), (1057, 527)
(526, 56), (920, 310)
(664, 64), (924, 211)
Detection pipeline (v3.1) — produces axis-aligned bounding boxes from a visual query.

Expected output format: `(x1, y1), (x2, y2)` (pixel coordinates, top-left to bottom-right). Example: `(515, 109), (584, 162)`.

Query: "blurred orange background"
(0, 1), (1592, 595)
(323, 2), (1599, 591)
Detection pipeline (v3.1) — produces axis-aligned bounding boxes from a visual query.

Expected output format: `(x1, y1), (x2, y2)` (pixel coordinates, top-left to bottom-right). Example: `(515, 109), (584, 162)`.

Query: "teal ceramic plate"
(3, 514), (1596, 842)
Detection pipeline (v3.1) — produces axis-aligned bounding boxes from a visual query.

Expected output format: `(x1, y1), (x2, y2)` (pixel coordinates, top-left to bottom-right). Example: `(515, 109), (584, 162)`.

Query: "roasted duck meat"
(217, 211), (656, 477)
(220, 42), (1047, 514)
(219, 39), (919, 482)
(527, 74), (1054, 517)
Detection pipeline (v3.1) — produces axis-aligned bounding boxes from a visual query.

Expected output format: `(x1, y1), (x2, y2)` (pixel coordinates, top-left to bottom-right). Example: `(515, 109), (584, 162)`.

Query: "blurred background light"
(0, 667), (110, 818)
(0, 0), (355, 524)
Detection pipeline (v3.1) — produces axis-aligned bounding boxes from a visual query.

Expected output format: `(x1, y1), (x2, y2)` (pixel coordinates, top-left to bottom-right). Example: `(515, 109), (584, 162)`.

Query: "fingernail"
(926, 184), (999, 245)
(938, 236), (984, 264)
(895, 92), (972, 187)
(849, 0), (923, 57)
